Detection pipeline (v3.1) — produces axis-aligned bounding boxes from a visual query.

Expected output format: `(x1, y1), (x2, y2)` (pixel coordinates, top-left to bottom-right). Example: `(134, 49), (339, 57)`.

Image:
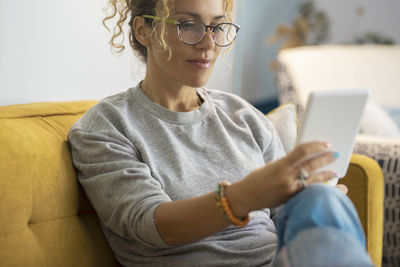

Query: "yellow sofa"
(0, 101), (384, 267)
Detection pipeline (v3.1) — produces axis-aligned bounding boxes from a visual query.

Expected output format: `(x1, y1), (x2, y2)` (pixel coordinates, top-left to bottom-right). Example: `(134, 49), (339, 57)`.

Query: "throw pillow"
(266, 103), (297, 154)
(386, 107), (400, 130)
(360, 102), (400, 137)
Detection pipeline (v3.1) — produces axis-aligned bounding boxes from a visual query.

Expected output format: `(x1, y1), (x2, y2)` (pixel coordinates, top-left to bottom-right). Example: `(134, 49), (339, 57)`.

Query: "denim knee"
(296, 183), (345, 204)
(277, 184), (366, 248)
(288, 184), (353, 215)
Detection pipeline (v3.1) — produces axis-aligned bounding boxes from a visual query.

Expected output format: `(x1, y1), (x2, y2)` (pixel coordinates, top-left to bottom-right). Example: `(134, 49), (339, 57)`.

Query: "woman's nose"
(196, 30), (215, 49)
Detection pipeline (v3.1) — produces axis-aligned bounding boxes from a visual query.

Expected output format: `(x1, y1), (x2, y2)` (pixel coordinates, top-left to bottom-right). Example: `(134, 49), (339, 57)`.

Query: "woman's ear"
(133, 16), (151, 47)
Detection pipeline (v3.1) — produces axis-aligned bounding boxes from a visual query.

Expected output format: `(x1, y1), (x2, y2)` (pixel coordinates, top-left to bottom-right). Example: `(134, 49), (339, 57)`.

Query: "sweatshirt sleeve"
(263, 120), (286, 162)
(247, 105), (286, 163)
(68, 112), (172, 249)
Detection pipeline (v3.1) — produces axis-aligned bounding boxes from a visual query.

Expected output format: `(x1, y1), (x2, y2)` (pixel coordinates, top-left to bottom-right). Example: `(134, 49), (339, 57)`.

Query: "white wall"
(236, 0), (300, 103)
(314, 0), (400, 44)
(0, 0), (235, 106)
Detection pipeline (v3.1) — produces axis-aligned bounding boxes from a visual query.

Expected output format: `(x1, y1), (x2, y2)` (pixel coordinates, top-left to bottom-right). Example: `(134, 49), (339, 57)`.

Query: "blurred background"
(0, 0), (399, 110)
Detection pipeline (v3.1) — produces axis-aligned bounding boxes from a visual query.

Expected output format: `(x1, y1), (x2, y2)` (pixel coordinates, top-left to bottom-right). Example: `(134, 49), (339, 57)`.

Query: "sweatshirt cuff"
(133, 198), (173, 249)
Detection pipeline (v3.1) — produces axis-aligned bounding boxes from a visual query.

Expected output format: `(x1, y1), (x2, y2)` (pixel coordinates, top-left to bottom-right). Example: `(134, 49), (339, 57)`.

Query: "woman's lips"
(187, 59), (212, 69)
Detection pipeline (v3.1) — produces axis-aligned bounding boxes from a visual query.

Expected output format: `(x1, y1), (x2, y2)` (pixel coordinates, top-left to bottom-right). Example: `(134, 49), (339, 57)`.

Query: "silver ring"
(299, 168), (309, 181)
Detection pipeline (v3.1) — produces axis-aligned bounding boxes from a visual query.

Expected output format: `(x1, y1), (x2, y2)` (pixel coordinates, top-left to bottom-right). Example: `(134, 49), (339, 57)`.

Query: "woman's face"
(147, 0), (226, 88)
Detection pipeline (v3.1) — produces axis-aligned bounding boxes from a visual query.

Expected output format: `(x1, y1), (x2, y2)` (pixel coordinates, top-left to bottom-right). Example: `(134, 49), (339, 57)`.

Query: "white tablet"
(296, 89), (369, 185)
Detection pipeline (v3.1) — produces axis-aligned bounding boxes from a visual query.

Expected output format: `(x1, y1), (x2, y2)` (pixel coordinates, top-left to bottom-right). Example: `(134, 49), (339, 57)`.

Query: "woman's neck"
(140, 75), (201, 112)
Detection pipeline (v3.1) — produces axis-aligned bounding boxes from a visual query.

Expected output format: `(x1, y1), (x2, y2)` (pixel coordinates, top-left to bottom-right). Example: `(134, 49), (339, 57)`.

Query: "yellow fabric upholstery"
(0, 101), (119, 267)
(0, 101), (383, 267)
(341, 154), (384, 267)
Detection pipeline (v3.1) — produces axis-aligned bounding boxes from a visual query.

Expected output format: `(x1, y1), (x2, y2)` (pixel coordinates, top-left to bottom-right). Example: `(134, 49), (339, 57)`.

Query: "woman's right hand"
(227, 141), (339, 217)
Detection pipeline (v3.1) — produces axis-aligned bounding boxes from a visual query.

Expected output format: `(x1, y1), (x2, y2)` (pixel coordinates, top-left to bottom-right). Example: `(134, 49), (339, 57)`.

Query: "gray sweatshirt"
(68, 83), (285, 266)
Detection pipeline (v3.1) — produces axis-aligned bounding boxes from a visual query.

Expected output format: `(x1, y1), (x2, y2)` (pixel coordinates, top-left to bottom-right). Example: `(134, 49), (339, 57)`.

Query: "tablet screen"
(296, 89), (369, 182)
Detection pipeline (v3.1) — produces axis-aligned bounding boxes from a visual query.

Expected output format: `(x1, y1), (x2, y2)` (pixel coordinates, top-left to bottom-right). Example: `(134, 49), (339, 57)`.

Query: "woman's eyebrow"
(172, 12), (226, 21)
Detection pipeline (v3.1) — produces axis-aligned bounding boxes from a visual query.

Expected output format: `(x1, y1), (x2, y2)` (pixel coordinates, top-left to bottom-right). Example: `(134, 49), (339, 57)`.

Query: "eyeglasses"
(142, 15), (240, 47)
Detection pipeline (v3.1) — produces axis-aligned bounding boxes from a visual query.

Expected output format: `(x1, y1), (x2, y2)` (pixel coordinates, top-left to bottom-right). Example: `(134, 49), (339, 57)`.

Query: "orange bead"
(215, 184), (249, 227)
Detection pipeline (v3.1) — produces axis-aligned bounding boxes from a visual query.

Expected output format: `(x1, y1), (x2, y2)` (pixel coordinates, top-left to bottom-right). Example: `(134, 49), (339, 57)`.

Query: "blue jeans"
(272, 184), (374, 267)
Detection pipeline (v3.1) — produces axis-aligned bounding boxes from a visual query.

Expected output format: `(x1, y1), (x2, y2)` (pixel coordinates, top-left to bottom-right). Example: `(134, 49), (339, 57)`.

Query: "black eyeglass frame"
(142, 15), (240, 47)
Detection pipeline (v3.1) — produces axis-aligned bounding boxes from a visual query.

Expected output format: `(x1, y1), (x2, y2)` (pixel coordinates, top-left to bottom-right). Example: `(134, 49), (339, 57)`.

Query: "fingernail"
(324, 142), (331, 148)
(333, 151), (341, 159)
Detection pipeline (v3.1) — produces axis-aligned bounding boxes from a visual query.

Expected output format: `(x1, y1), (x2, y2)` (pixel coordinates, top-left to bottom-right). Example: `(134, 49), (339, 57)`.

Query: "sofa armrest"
(341, 154), (384, 267)
(353, 135), (400, 267)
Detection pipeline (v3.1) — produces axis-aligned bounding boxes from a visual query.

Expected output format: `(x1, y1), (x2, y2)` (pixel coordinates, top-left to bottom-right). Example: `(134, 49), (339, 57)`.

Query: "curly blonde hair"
(103, 0), (234, 62)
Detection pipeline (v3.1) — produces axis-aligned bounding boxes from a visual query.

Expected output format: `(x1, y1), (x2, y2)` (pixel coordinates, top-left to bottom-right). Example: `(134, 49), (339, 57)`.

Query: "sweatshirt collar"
(130, 82), (212, 125)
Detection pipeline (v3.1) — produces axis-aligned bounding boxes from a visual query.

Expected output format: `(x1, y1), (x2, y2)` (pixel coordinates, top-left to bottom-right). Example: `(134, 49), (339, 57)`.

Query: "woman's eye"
(180, 22), (197, 30)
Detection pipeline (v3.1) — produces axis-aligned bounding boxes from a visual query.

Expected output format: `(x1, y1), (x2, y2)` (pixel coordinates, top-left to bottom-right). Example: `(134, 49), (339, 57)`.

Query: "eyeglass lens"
(179, 21), (237, 46)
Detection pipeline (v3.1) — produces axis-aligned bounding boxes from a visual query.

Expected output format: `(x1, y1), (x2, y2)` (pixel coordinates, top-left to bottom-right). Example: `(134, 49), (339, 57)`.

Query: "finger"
(336, 184), (348, 195)
(299, 150), (337, 174)
(307, 170), (338, 184)
(287, 141), (330, 165)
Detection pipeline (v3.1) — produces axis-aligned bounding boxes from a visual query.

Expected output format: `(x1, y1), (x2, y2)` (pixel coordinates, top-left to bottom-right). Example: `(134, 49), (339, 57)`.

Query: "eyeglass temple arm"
(142, 15), (177, 25)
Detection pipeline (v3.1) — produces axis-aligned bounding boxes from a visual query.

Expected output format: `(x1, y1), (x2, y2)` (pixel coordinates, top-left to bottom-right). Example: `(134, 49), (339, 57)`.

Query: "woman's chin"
(182, 65), (214, 88)
(186, 75), (212, 88)
(189, 81), (208, 88)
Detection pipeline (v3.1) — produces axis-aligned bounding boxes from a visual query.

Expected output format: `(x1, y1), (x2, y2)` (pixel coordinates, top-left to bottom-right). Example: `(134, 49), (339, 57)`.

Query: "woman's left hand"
(335, 184), (348, 194)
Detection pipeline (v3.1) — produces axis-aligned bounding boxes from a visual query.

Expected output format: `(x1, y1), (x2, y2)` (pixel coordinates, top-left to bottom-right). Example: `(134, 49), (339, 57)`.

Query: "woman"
(68, 0), (374, 266)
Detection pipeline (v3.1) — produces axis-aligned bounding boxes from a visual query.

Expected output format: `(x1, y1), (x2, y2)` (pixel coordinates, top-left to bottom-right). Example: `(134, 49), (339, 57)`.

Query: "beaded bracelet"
(215, 181), (249, 227)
